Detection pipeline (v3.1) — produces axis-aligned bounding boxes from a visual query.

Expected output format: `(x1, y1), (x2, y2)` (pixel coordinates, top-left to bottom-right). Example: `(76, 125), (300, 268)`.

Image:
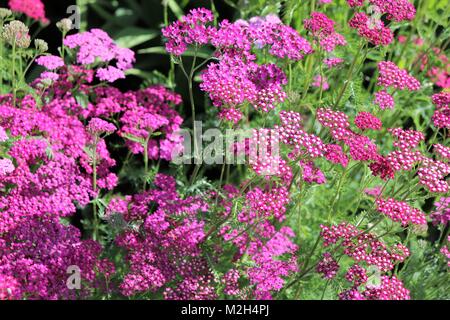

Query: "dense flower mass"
(377, 61), (421, 91)
(376, 198), (427, 226)
(0, 0), (448, 302)
(35, 55), (64, 70)
(8, 0), (48, 24)
(63, 29), (135, 82)
(349, 12), (393, 46)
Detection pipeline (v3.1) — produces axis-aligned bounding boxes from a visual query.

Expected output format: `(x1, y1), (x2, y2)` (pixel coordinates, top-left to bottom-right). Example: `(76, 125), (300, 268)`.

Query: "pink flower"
(376, 198), (427, 226)
(317, 108), (350, 129)
(87, 118), (116, 135)
(0, 126), (8, 142)
(304, 12), (346, 52)
(0, 158), (14, 175)
(354, 112), (382, 130)
(8, 0), (48, 24)
(374, 90), (395, 109)
(418, 158), (450, 193)
(370, 0), (416, 22)
(431, 197), (450, 226)
(218, 108), (243, 124)
(349, 12), (393, 46)
(35, 55), (64, 70)
(324, 57), (344, 68)
(40, 71), (59, 82)
(162, 8), (215, 56)
(312, 75), (329, 90)
(64, 29), (135, 82)
(324, 144), (349, 167)
(96, 66), (126, 82)
(317, 253), (339, 279)
(434, 144), (450, 160)
(377, 61), (421, 90)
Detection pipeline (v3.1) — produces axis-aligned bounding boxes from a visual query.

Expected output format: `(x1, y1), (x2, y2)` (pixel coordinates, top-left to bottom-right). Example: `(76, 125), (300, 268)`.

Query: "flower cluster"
(304, 12), (347, 52)
(431, 92), (450, 129)
(375, 198), (427, 226)
(8, 0), (48, 24)
(111, 174), (213, 299)
(377, 61), (421, 91)
(349, 12), (393, 46)
(63, 29), (135, 82)
(164, 9), (312, 117)
(320, 223), (409, 272)
(431, 197), (450, 226)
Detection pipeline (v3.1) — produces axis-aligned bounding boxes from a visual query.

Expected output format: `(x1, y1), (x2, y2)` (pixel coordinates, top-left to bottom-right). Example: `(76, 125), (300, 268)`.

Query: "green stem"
(11, 39), (16, 106)
(333, 41), (365, 109)
(92, 137), (99, 241)
(143, 135), (150, 190)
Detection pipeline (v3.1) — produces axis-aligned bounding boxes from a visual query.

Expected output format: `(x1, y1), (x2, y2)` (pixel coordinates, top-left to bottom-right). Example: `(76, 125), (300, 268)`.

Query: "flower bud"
(1, 20), (31, 48)
(0, 8), (12, 20)
(56, 18), (73, 33)
(34, 38), (48, 53)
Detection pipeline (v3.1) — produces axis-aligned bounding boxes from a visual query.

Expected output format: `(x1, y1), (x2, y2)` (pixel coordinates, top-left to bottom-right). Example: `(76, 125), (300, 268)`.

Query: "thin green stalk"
(333, 41), (365, 109)
(92, 137), (99, 241)
(301, 54), (314, 102)
(143, 135), (150, 190)
(11, 39), (16, 106)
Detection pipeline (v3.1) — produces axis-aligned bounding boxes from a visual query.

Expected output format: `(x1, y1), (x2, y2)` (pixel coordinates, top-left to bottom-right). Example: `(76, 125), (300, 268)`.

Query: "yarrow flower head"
(63, 29), (135, 82)
(431, 92), (450, 129)
(377, 61), (421, 91)
(324, 57), (344, 68)
(0, 8), (12, 20)
(1, 20), (30, 48)
(56, 18), (73, 33)
(200, 59), (287, 112)
(431, 197), (450, 226)
(317, 108), (350, 129)
(355, 112), (382, 130)
(277, 110), (325, 159)
(388, 128), (424, 150)
(369, 0), (416, 22)
(218, 108), (243, 124)
(304, 12), (347, 52)
(0, 158), (14, 176)
(36, 55), (64, 70)
(320, 223), (409, 272)
(245, 14), (313, 60)
(374, 90), (395, 110)
(376, 198), (427, 226)
(317, 252), (340, 279)
(417, 158), (450, 193)
(349, 12), (393, 46)
(0, 126), (8, 142)
(162, 8), (215, 56)
(87, 118), (116, 136)
(434, 144), (450, 160)
(304, 12), (336, 36)
(8, 0), (48, 24)
(324, 144), (349, 167)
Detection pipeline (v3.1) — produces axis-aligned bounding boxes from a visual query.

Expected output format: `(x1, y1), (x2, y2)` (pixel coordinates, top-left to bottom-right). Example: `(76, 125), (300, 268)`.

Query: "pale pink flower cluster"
(64, 29), (135, 82)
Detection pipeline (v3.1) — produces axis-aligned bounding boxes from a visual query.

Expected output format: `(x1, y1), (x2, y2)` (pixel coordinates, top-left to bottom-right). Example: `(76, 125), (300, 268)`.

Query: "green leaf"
(138, 46), (212, 59)
(125, 68), (154, 79)
(114, 27), (158, 48)
(74, 91), (90, 109)
(166, 0), (184, 19)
